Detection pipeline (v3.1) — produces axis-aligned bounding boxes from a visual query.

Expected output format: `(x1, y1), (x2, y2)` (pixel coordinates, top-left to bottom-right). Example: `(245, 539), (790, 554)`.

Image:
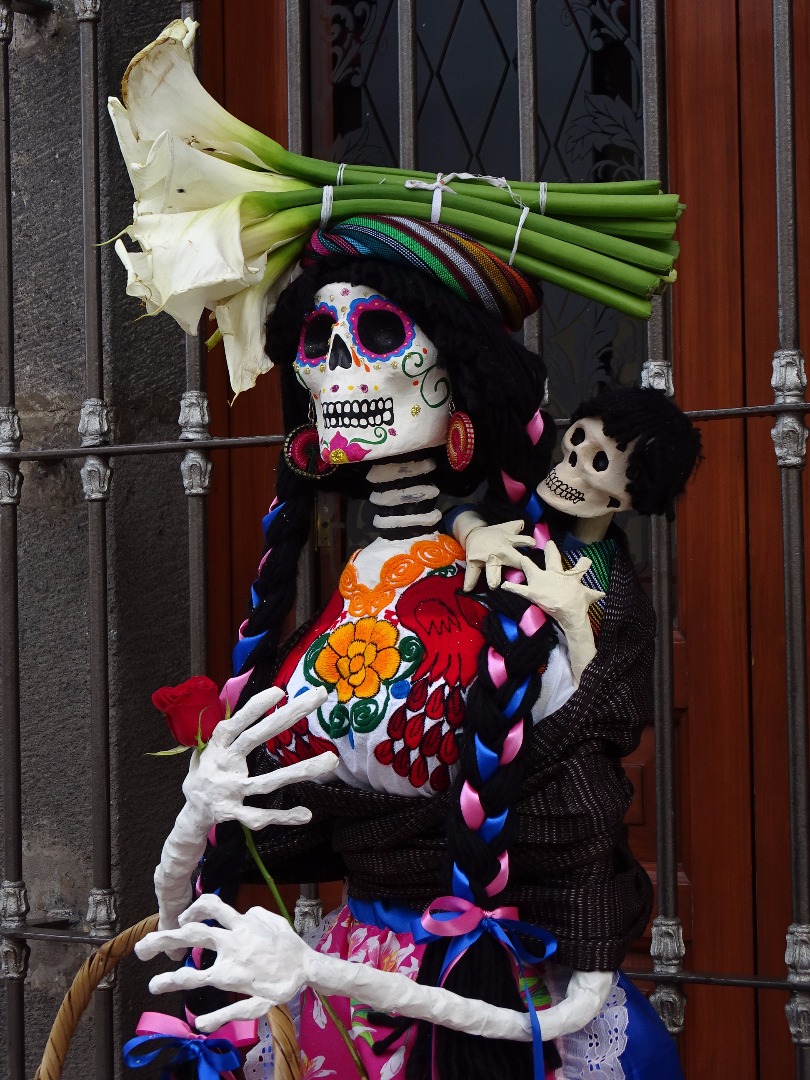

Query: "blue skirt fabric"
(543, 966), (684, 1079)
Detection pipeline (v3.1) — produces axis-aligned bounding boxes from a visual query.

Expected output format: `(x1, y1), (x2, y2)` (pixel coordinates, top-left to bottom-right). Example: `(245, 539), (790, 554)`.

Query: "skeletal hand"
(500, 541), (604, 630)
(137, 894), (312, 1030)
(180, 685), (335, 832)
(462, 520), (536, 591)
(155, 685), (337, 939)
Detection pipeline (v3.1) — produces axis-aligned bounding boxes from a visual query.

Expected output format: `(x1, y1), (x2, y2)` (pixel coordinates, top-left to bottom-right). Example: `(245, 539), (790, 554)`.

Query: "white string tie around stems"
(404, 173), (454, 223)
(336, 162), (347, 185)
(538, 181), (548, 215)
(403, 171), (529, 223)
(320, 185), (334, 228)
(509, 205), (530, 266)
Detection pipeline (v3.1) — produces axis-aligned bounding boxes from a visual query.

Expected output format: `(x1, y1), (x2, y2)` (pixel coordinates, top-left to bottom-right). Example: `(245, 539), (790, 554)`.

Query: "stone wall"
(1, 4), (196, 1076)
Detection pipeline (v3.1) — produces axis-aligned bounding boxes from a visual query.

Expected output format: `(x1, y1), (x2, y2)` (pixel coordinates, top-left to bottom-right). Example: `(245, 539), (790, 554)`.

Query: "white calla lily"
(119, 18), (283, 171)
(116, 193), (275, 334)
(124, 130), (308, 217)
(214, 242), (305, 396)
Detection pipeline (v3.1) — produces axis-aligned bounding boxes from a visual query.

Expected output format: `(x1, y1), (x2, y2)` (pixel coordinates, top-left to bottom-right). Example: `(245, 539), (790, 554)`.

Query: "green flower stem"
(240, 825), (370, 1080)
(242, 823), (290, 917)
(261, 141), (667, 200)
(244, 193), (667, 298)
(563, 217), (678, 241)
(489, 244), (653, 319)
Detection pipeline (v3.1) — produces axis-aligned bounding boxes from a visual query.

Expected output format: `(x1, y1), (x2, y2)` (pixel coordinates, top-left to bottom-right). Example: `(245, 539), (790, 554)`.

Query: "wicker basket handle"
(33, 913), (300, 1080)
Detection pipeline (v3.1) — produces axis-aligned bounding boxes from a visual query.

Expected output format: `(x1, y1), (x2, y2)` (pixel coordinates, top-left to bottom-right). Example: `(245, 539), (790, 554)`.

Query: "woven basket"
(34, 913), (301, 1080)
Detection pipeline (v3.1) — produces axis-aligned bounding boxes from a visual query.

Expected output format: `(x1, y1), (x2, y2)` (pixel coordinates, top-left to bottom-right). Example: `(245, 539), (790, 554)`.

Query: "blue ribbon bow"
(122, 1033), (241, 1080)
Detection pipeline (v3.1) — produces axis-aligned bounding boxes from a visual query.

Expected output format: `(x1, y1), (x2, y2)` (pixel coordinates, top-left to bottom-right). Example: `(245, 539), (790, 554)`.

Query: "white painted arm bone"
(453, 510), (536, 592)
(154, 686), (336, 939)
(137, 895), (613, 1041)
(501, 543), (604, 683)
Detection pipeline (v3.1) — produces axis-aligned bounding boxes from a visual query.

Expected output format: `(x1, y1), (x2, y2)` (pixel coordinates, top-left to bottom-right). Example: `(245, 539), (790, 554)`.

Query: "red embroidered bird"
(395, 569), (486, 688)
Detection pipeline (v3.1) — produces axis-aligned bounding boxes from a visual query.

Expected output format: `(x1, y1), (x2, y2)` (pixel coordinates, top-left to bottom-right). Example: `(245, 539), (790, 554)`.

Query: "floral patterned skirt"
(243, 904), (683, 1080)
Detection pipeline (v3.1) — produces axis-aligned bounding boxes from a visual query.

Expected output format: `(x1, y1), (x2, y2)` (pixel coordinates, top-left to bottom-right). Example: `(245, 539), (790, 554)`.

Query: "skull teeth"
(544, 468), (586, 503)
(321, 397), (394, 429)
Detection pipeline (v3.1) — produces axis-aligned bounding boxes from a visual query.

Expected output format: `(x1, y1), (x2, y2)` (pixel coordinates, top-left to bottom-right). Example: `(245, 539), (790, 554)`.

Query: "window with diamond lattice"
(309, 0), (645, 414)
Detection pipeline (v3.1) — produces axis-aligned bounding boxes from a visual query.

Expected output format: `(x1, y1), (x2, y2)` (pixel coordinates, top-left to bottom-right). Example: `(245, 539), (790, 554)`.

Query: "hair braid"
(406, 407), (564, 1079)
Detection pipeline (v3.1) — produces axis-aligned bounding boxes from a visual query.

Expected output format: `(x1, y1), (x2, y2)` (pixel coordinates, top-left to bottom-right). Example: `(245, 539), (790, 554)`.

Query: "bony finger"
(236, 805), (312, 831)
(501, 581), (529, 597)
(149, 968), (209, 995)
(246, 752), (338, 795)
(485, 558), (503, 590)
(543, 540), (563, 572)
(569, 555), (592, 576)
(462, 563), (481, 593)
(180, 893), (240, 929)
(195, 998), (274, 1032)
(135, 930), (189, 962)
(235, 687), (328, 753)
(219, 687), (286, 747)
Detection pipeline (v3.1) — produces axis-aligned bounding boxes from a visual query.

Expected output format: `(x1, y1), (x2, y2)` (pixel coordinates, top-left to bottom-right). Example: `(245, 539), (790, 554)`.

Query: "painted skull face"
(539, 416), (635, 518)
(293, 283), (451, 465)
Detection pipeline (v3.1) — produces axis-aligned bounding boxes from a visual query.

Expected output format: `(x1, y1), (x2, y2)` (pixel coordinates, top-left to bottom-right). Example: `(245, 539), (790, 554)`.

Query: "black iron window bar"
(1, 1), (809, 1078)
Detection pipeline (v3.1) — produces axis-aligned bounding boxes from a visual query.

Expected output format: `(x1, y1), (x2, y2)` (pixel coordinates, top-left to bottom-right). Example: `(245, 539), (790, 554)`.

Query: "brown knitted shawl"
(248, 540), (654, 971)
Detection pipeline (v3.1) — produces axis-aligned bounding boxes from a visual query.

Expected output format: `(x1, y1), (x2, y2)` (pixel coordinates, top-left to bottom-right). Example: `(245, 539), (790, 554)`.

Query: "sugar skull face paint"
(293, 283), (451, 465)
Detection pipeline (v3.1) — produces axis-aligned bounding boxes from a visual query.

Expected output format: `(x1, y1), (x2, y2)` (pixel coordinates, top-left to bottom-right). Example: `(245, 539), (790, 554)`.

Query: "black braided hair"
(571, 385), (702, 521)
(197, 256), (562, 1073)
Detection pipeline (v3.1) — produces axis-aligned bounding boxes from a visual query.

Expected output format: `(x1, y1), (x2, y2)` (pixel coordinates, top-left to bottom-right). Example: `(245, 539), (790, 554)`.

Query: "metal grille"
(0, 1), (808, 1078)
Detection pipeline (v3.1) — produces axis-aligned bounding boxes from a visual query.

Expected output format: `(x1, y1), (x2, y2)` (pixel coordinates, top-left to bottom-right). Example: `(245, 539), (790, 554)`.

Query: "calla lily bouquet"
(110, 19), (684, 395)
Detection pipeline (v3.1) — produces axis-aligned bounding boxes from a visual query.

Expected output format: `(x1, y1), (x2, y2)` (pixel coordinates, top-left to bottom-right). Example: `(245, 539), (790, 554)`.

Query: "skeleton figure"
(137, 229), (694, 1080)
(461, 387), (701, 682)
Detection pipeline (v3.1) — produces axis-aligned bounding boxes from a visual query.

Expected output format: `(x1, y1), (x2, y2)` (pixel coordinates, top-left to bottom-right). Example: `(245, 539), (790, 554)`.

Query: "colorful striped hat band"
(301, 215), (542, 331)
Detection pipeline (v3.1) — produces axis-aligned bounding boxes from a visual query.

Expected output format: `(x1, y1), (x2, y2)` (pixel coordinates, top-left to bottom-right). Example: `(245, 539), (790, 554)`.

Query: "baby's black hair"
(571, 385), (702, 520)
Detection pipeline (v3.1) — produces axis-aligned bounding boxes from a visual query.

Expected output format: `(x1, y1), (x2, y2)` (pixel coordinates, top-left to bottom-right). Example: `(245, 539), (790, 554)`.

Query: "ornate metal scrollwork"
(0, 937), (29, 980)
(0, 4), (13, 42)
(641, 358), (674, 397)
(650, 915), (686, 1034)
(0, 462), (21, 504)
(85, 887), (117, 934)
(0, 881), (29, 927)
(786, 923), (810, 1045)
(179, 391), (210, 441)
(771, 348), (808, 467)
(80, 454), (111, 500)
(649, 982), (686, 1034)
(74, 0), (100, 20)
(78, 398), (110, 448)
(181, 448), (211, 496)
(293, 895), (323, 938)
(0, 405), (21, 451)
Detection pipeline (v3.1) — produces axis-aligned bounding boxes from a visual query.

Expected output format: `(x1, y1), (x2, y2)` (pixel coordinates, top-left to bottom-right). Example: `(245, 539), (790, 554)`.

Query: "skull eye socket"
(302, 312), (336, 359)
(570, 426), (586, 446)
(593, 450), (610, 472)
(356, 309), (407, 355)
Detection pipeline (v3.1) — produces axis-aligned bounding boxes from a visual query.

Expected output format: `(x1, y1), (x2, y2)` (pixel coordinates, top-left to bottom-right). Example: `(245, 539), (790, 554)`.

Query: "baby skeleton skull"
(538, 415), (636, 519)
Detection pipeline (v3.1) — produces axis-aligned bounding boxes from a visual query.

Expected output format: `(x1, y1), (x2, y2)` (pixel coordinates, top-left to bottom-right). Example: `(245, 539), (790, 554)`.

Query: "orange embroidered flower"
(315, 617), (401, 703)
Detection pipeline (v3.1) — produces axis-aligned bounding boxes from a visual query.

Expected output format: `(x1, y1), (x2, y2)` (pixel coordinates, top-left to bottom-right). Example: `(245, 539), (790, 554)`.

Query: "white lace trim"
(545, 967), (629, 1080)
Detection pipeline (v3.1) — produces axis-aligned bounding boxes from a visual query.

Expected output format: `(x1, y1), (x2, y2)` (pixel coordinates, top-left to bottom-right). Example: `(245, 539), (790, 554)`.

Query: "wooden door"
(200, 3), (810, 1076)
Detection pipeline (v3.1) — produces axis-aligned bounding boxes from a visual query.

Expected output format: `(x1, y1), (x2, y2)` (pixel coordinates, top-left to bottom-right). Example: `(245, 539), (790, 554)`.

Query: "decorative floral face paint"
(293, 283), (451, 465)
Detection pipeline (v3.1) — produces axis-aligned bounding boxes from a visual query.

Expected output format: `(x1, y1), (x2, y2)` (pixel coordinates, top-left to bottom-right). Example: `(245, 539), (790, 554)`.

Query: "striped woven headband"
(302, 215), (541, 330)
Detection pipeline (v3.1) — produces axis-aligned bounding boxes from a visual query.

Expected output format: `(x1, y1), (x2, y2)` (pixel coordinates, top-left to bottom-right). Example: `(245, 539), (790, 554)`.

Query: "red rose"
(151, 675), (226, 747)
